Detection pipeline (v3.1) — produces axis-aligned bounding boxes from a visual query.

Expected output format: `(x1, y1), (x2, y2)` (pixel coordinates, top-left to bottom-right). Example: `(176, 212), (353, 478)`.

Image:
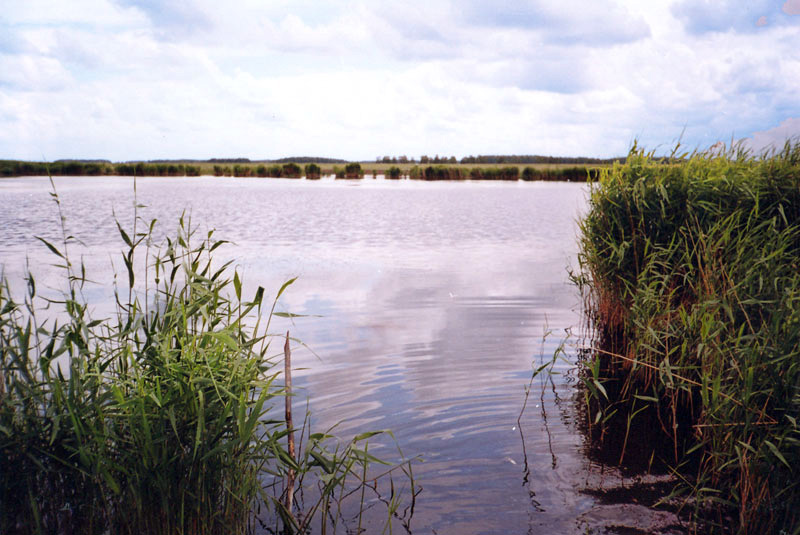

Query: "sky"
(1, 0), (799, 161)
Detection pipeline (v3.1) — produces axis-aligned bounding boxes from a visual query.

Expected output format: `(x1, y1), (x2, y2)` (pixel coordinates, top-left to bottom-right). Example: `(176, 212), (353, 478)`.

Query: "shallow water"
(0, 175), (682, 534)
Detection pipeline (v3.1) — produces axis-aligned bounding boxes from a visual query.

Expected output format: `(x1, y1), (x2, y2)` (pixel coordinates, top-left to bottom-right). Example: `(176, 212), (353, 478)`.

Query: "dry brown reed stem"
(284, 331), (296, 515)
(582, 346), (778, 426)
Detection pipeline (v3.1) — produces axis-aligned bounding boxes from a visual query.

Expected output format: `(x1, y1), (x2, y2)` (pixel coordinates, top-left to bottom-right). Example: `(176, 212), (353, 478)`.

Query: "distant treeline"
(180, 156), (347, 164)
(272, 156), (347, 164)
(377, 154), (624, 165)
(459, 154), (623, 165)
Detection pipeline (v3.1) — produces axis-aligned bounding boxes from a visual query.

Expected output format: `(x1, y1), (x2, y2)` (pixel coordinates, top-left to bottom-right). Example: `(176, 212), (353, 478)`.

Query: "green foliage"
(281, 162), (302, 178)
(232, 164), (252, 177)
(410, 165), (466, 180)
(467, 166), (519, 180)
(304, 163), (321, 180)
(521, 166), (598, 182)
(0, 185), (417, 535)
(0, 160), (113, 177)
(115, 163), (195, 177)
(185, 165), (201, 176)
(0, 159), (602, 183)
(385, 166), (402, 179)
(403, 164), (597, 182)
(212, 165), (232, 177)
(338, 162), (363, 179)
(576, 142), (800, 534)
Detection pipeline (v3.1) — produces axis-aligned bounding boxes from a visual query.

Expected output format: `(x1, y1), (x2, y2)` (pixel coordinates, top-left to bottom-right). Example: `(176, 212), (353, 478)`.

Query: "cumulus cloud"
(0, 0), (799, 160)
(0, 54), (73, 90)
(742, 118), (800, 153)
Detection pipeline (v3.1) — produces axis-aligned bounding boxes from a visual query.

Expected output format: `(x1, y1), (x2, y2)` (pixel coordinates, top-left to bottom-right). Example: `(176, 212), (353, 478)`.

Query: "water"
(0, 176), (682, 534)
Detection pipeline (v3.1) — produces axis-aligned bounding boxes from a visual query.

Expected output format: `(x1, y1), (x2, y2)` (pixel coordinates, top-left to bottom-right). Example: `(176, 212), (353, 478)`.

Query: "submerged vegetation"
(575, 142), (800, 534)
(0, 185), (416, 534)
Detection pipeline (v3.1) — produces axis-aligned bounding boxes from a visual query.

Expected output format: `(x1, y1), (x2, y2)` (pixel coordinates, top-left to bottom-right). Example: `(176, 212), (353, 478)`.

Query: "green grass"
(574, 142), (800, 534)
(0, 181), (416, 534)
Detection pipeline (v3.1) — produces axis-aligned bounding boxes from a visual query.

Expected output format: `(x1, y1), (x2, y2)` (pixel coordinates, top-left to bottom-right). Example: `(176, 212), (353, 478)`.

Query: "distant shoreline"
(1, 159), (605, 182)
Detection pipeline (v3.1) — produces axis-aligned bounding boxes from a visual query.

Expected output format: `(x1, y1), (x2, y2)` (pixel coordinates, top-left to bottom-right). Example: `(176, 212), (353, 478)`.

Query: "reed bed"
(333, 163), (364, 179)
(303, 163), (321, 180)
(384, 166), (403, 179)
(575, 143), (800, 534)
(406, 164), (597, 181)
(0, 161), (204, 177)
(2, 159), (603, 182)
(0, 183), (416, 534)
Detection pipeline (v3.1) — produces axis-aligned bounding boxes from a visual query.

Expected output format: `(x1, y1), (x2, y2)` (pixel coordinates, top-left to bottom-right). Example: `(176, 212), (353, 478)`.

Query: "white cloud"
(742, 117), (800, 153)
(0, 53), (74, 90)
(1, 0), (799, 160)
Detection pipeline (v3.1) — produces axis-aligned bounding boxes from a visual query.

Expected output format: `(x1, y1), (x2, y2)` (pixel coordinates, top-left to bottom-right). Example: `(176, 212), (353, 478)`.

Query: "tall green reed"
(575, 142), (800, 534)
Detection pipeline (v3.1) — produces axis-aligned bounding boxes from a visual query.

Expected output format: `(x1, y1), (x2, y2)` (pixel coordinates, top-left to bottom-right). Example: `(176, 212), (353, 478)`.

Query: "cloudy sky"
(1, 0), (799, 161)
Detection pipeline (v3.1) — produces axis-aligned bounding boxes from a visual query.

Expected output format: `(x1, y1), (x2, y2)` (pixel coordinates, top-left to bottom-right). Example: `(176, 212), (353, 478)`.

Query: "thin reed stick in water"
(284, 331), (296, 515)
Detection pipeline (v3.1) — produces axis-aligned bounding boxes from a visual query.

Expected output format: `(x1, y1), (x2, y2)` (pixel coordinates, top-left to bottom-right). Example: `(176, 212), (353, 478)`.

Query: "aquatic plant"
(232, 164), (253, 177)
(385, 166), (402, 179)
(521, 166), (598, 182)
(0, 183), (417, 535)
(575, 142), (800, 534)
(407, 165), (459, 180)
(282, 162), (302, 178)
(185, 164), (201, 176)
(304, 163), (321, 180)
(468, 166), (518, 180)
(335, 162), (363, 179)
(212, 165), (232, 177)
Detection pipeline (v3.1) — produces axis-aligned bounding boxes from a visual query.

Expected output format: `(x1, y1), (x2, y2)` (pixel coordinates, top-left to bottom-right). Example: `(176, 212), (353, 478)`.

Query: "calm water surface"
(0, 176), (681, 534)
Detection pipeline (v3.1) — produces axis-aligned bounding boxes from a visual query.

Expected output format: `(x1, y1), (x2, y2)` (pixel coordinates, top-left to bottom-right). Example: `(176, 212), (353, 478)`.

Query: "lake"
(0, 176), (681, 534)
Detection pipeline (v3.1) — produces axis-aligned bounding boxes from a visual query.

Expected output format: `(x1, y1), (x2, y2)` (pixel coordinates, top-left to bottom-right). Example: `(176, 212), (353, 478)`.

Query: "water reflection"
(0, 176), (680, 533)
